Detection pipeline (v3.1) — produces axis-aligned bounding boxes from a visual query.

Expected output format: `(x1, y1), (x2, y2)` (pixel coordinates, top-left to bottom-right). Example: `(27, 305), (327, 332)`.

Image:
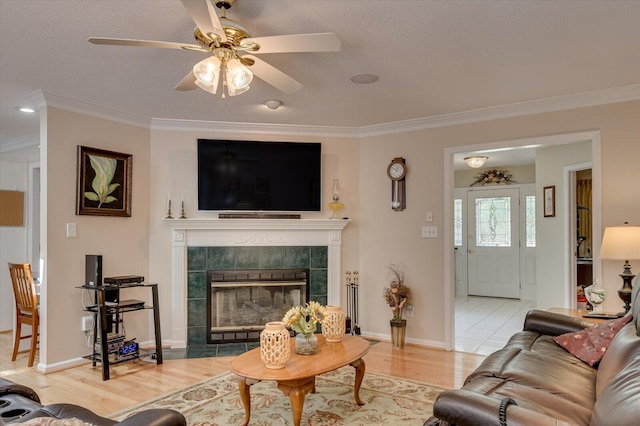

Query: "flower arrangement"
(383, 264), (411, 321)
(282, 301), (326, 338)
(470, 169), (516, 187)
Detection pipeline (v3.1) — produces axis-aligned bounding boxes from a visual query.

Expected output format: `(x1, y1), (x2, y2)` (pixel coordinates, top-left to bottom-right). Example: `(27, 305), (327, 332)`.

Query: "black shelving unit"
(80, 283), (163, 380)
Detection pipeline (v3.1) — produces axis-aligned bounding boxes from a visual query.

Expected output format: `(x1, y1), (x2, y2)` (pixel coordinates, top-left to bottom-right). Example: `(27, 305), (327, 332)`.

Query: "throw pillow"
(553, 315), (632, 366)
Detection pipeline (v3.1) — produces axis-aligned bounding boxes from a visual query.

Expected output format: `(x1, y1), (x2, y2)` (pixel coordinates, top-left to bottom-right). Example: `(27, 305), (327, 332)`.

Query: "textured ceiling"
(1, 0), (640, 146)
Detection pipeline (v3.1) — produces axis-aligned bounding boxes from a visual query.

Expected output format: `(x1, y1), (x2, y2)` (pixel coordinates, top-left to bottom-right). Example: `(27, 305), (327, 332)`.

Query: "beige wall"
(535, 141), (591, 309)
(42, 108), (150, 368)
(35, 99), (640, 368)
(358, 100), (640, 346)
(147, 129), (360, 345)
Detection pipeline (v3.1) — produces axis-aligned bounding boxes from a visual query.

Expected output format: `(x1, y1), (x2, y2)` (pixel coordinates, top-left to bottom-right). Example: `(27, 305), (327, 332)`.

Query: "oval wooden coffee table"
(230, 334), (370, 426)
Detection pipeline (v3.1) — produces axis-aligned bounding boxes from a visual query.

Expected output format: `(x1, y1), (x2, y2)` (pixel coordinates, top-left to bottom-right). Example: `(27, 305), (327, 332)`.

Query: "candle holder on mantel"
(179, 200), (187, 219)
(165, 199), (173, 219)
(329, 179), (344, 219)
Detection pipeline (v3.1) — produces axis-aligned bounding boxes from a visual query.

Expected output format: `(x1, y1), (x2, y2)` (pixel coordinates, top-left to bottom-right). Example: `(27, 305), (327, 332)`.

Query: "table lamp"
(599, 222), (640, 315)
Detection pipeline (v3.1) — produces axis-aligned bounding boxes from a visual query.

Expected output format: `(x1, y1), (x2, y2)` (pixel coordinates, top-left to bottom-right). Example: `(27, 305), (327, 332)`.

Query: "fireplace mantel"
(165, 218), (349, 348)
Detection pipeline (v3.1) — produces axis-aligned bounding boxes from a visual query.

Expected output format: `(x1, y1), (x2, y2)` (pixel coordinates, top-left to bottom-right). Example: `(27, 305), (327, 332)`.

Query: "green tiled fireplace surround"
(187, 246), (328, 345)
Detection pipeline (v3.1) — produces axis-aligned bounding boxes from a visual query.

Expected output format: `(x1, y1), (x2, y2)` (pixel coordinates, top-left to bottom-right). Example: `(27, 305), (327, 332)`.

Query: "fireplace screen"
(206, 269), (309, 343)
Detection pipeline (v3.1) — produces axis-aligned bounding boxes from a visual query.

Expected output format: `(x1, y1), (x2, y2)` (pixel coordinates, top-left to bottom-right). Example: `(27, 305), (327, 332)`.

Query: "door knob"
(468, 249), (474, 254)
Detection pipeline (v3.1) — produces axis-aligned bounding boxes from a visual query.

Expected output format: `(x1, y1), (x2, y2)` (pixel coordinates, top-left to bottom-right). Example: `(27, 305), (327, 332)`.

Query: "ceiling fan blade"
(175, 70), (198, 91)
(243, 33), (341, 54)
(180, 0), (226, 42)
(88, 37), (206, 52)
(243, 55), (303, 94)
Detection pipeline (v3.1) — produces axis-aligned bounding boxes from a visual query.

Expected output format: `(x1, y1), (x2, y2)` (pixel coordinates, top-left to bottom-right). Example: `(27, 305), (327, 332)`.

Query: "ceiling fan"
(88, 0), (341, 98)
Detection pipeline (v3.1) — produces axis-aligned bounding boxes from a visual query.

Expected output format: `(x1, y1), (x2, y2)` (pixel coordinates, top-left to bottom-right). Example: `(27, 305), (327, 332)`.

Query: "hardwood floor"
(0, 331), (486, 417)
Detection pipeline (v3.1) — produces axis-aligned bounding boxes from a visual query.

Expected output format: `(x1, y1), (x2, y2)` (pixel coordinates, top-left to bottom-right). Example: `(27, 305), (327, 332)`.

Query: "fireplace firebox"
(206, 269), (310, 343)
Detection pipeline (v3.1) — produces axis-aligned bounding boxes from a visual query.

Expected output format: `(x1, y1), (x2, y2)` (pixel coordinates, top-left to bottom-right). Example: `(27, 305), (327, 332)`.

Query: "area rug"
(110, 366), (445, 425)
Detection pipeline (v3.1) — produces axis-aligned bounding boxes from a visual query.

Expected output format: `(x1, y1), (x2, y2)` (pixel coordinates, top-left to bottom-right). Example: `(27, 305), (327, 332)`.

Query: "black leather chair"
(0, 378), (186, 425)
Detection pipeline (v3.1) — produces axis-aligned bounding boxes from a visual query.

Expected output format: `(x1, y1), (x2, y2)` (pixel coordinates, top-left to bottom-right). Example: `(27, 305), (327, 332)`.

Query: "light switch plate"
(66, 223), (77, 238)
(426, 211), (433, 223)
(422, 226), (438, 238)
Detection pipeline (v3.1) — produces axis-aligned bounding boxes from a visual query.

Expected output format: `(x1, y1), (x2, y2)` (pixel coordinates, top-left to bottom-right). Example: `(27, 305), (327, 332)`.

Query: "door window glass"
(475, 196), (511, 247)
(525, 195), (536, 247)
(454, 198), (463, 247)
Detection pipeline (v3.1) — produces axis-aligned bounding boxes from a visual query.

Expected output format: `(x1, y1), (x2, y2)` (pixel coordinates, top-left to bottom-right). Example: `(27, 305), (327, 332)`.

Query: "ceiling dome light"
(350, 74), (379, 84)
(15, 106), (35, 113)
(464, 156), (489, 168)
(263, 100), (283, 110)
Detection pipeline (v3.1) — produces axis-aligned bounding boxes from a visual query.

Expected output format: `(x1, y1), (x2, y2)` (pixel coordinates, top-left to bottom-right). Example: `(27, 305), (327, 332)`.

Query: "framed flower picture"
(544, 185), (555, 217)
(76, 146), (132, 217)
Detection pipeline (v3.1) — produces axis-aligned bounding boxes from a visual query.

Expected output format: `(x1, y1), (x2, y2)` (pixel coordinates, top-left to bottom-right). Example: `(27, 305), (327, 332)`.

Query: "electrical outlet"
(405, 303), (414, 317)
(81, 315), (93, 332)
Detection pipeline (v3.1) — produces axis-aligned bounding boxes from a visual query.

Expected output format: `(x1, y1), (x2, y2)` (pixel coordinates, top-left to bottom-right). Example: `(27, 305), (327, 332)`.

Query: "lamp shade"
(464, 156), (489, 168)
(599, 225), (640, 260)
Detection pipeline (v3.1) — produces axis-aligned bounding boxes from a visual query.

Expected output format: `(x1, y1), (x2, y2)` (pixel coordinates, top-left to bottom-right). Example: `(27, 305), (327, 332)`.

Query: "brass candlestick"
(179, 200), (187, 219)
(165, 199), (173, 219)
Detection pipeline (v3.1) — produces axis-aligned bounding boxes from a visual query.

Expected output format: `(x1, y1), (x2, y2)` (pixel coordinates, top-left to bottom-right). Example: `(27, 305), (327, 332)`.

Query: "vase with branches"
(383, 264), (411, 321)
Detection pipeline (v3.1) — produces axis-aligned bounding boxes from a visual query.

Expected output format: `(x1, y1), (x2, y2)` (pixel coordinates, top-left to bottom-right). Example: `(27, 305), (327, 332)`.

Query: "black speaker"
(85, 254), (103, 286)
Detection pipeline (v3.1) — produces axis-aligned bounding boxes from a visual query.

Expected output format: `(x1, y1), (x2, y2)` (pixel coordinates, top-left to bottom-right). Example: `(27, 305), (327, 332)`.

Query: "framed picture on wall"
(76, 146), (132, 217)
(543, 185), (555, 217)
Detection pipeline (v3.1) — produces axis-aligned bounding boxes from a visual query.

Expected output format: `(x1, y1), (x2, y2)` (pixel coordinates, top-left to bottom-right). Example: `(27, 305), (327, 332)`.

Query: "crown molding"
(0, 133), (39, 153)
(32, 90), (151, 129)
(16, 84), (640, 142)
(150, 117), (359, 138)
(358, 83), (640, 137)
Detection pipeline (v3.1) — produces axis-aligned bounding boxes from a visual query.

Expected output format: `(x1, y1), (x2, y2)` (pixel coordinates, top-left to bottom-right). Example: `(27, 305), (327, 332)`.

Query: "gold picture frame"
(76, 146), (132, 217)
(543, 185), (555, 217)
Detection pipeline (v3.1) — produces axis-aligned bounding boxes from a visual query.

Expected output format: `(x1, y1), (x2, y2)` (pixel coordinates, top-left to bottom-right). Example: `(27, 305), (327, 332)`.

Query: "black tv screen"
(197, 139), (322, 211)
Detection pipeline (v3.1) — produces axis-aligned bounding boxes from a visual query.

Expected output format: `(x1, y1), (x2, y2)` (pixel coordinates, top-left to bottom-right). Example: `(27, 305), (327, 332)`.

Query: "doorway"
(454, 185), (536, 300)
(444, 130), (602, 351)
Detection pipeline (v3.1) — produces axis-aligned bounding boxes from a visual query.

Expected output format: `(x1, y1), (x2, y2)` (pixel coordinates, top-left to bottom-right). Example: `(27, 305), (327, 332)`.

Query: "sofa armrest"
(116, 409), (186, 426)
(0, 378), (41, 403)
(523, 309), (595, 336)
(433, 390), (575, 426)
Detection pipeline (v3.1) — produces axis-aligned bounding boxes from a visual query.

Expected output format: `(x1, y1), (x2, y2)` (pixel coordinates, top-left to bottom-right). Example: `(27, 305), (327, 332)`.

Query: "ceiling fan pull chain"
(221, 63), (227, 100)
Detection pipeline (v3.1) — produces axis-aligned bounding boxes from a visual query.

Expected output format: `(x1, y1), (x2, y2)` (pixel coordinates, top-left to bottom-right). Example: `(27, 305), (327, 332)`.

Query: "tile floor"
(455, 296), (536, 355)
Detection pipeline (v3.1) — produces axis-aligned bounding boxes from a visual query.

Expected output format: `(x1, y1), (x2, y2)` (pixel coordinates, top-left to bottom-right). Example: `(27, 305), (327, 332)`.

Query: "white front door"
(467, 188), (521, 298)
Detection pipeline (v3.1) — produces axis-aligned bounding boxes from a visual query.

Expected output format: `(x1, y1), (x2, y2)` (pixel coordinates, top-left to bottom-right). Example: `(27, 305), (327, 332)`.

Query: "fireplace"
(166, 218), (349, 349)
(206, 269), (309, 343)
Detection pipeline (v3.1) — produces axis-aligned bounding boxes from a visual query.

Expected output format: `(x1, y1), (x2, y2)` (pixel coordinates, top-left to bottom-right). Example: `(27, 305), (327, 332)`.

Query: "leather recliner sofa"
(0, 378), (186, 425)
(425, 288), (640, 426)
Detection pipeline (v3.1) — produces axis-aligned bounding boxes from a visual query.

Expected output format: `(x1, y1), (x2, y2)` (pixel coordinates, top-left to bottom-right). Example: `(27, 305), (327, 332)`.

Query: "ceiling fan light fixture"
(226, 58), (253, 91)
(195, 79), (218, 95)
(194, 56), (221, 87)
(227, 82), (250, 97)
(464, 156), (489, 168)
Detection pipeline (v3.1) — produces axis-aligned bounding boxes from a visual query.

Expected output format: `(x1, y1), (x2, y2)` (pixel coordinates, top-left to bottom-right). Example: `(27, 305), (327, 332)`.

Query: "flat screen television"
(198, 139), (322, 212)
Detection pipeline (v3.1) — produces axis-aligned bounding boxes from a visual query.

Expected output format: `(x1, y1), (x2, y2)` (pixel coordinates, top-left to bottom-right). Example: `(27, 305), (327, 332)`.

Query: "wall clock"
(387, 157), (406, 211)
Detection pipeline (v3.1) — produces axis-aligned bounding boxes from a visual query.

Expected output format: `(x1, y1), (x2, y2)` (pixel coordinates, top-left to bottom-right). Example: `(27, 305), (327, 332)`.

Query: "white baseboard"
(37, 357), (90, 374)
(359, 331), (446, 350)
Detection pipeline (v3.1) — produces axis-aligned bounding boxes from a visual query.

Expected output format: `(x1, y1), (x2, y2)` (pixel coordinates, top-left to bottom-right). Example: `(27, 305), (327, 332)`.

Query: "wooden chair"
(8, 263), (39, 367)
